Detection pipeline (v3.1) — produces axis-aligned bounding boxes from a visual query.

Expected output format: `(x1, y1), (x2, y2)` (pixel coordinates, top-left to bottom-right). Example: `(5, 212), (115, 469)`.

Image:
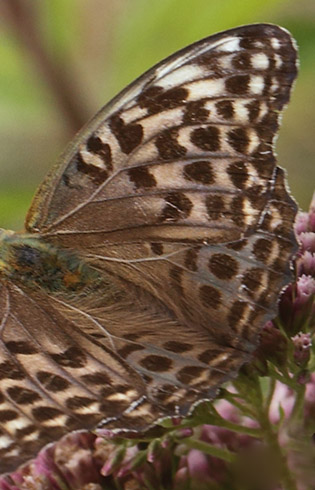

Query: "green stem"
(183, 438), (236, 463)
(268, 365), (295, 389)
(249, 379), (298, 490)
(207, 406), (262, 437)
(215, 419), (262, 438)
(222, 391), (257, 419)
(258, 410), (298, 490)
(290, 382), (306, 422)
(264, 377), (276, 412)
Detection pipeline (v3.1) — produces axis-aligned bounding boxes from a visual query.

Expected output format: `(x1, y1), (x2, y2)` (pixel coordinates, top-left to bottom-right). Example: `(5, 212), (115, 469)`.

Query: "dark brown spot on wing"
(0, 410), (19, 422)
(76, 152), (108, 185)
(256, 113), (279, 141)
(228, 161), (248, 189)
(0, 361), (25, 380)
(209, 253), (238, 280)
(226, 74), (250, 94)
(138, 86), (188, 114)
(5, 341), (38, 355)
(184, 160), (214, 184)
(151, 243), (164, 255)
(228, 301), (247, 329)
(191, 126), (220, 151)
(206, 195), (225, 220)
(242, 268), (264, 296)
(117, 343), (145, 358)
(216, 100), (234, 119)
(66, 396), (96, 410)
(239, 35), (258, 50)
(156, 129), (187, 160)
(183, 101), (209, 124)
(17, 425), (38, 438)
(227, 239), (248, 251)
(128, 166), (157, 189)
(86, 136), (113, 171)
(176, 366), (205, 384)
(81, 372), (111, 386)
(163, 341), (191, 353)
(137, 86), (163, 107)
(228, 128), (250, 153)
(231, 196), (245, 226)
(7, 387), (41, 405)
(245, 185), (265, 209)
(109, 114), (143, 154)
(246, 100), (261, 122)
(160, 192), (193, 222)
(199, 285), (222, 310)
(198, 349), (224, 365)
(262, 75), (272, 96)
(232, 52), (251, 70)
(37, 371), (70, 392)
(32, 406), (64, 422)
(140, 355), (172, 372)
(253, 238), (273, 263)
(185, 247), (200, 271)
(50, 347), (86, 368)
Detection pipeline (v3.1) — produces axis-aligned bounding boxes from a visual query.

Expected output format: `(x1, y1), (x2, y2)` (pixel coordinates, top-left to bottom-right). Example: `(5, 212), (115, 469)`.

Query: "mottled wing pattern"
(0, 24), (298, 473)
(0, 281), (148, 472)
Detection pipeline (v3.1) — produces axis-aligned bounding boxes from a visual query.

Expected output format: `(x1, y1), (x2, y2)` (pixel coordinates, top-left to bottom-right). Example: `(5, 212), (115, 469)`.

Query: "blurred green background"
(0, 0), (314, 231)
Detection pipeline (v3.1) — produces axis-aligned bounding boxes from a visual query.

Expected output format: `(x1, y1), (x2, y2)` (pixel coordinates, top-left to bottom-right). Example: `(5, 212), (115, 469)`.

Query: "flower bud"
(292, 332), (312, 366)
(279, 276), (315, 335)
(254, 321), (288, 368)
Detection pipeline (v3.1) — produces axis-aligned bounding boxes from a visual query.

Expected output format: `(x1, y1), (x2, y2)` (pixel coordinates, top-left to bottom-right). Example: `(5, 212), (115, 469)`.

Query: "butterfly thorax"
(0, 229), (101, 294)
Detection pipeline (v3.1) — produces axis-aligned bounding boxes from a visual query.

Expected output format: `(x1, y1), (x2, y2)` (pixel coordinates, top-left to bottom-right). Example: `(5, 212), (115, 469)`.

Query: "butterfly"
(0, 23), (298, 473)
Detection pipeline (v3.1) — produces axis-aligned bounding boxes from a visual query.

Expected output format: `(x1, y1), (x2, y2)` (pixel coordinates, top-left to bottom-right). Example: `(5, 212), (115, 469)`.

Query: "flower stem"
(250, 379), (298, 490)
(264, 377), (276, 412)
(259, 410), (298, 490)
(291, 382), (306, 422)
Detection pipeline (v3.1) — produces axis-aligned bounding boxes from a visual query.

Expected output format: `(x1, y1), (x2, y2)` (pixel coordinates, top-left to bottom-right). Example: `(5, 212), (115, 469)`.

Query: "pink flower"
(298, 232), (315, 254)
(297, 250), (315, 276)
(295, 194), (315, 235)
(279, 275), (314, 335)
(308, 192), (315, 231)
(297, 274), (315, 300)
(294, 212), (310, 235)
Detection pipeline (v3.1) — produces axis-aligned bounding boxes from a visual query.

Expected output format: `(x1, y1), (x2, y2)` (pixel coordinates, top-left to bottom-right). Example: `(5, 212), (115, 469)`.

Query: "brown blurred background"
(0, 0), (314, 230)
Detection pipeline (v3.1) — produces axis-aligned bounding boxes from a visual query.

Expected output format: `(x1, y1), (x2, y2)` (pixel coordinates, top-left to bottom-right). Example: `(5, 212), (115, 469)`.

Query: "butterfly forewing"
(0, 24), (298, 473)
(27, 24), (297, 237)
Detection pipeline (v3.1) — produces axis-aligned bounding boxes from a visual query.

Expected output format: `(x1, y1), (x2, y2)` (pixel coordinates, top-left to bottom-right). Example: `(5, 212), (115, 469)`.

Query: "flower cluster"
(1, 195), (314, 490)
